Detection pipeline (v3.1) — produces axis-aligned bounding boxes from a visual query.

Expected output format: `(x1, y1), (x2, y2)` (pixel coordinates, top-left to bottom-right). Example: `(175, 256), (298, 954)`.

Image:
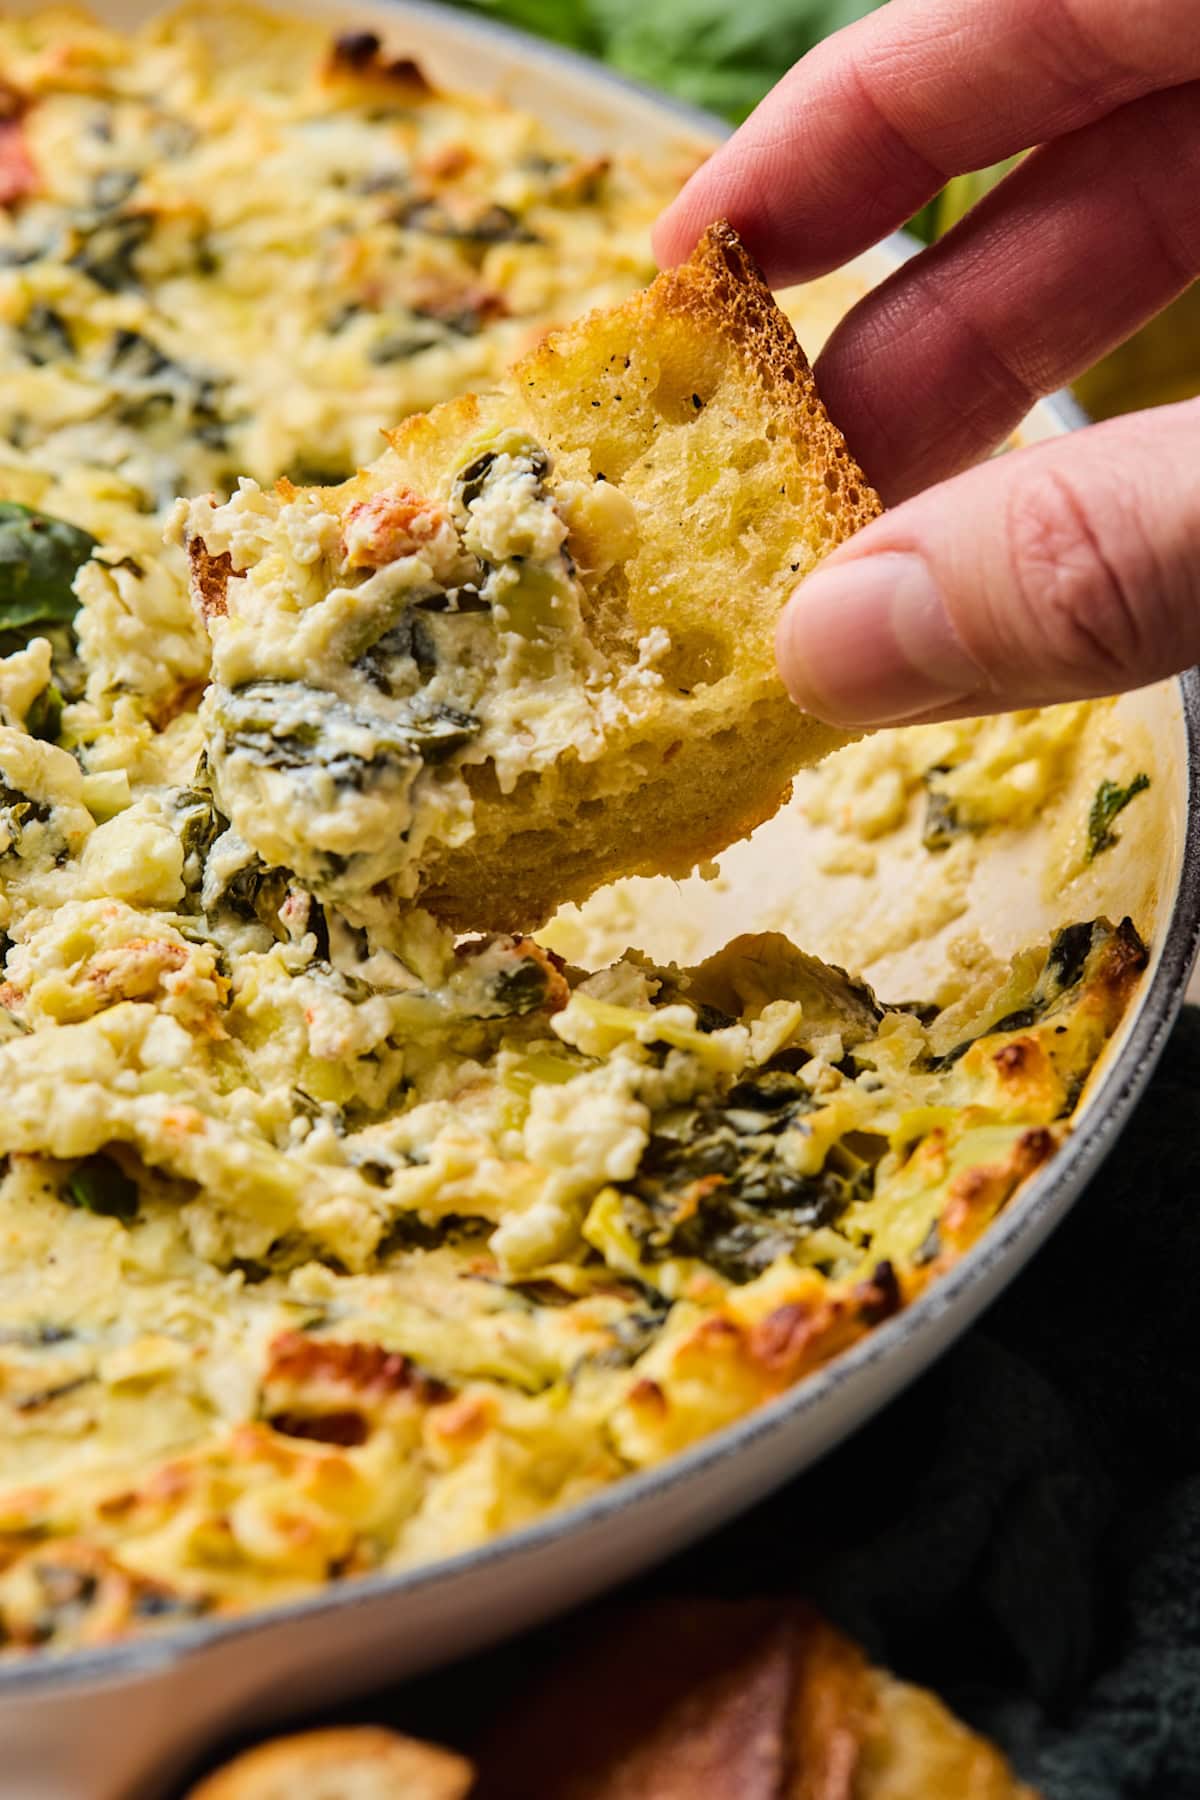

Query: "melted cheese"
(183, 438), (658, 906)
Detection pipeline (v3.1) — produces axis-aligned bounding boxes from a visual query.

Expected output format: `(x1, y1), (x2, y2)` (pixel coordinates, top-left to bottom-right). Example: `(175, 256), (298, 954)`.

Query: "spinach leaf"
(489, 956), (557, 1014)
(209, 851), (291, 935)
(24, 682), (63, 742)
(923, 917), (1147, 1074)
(0, 781), (53, 856)
(355, 611), (439, 690)
(451, 0), (875, 120)
(921, 763), (984, 852)
(378, 1212), (492, 1255)
(221, 681), (480, 776)
(1086, 774), (1150, 862)
(618, 1068), (872, 1284)
(69, 211), (153, 292)
(13, 303), (75, 366)
(922, 784), (964, 852)
(63, 1153), (139, 1226)
(0, 501), (97, 636)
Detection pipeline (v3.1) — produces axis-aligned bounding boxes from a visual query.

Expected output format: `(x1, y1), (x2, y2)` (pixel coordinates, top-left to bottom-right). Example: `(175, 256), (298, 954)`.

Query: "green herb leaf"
(24, 683), (64, 743)
(1086, 773), (1150, 862)
(616, 1067), (872, 1284)
(490, 956), (555, 1015)
(221, 681), (480, 777)
(920, 764), (983, 852)
(63, 1153), (139, 1226)
(68, 211), (153, 293)
(447, 0), (604, 56)
(593, 0), (874, 120)
(0, 502), (97, 636)
(922, 787), (963, 852)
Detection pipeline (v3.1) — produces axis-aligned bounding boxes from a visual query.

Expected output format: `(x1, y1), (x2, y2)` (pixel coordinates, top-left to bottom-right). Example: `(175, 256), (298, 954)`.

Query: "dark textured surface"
(182, 1006), (1200, 1798)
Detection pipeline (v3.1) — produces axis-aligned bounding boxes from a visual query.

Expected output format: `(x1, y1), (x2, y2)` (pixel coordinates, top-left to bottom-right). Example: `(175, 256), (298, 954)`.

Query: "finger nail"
(776, 552), (983, 726)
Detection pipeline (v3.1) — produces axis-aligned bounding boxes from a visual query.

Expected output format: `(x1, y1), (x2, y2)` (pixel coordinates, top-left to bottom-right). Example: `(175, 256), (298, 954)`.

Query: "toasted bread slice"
(184, 1725), (474, 1800)
(474, 1597), (1037, 1799)
(184, 223), (879, 931)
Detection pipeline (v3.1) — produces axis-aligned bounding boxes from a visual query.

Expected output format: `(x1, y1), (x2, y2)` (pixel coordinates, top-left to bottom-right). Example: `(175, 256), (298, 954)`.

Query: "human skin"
(653, 0), (1200, 727)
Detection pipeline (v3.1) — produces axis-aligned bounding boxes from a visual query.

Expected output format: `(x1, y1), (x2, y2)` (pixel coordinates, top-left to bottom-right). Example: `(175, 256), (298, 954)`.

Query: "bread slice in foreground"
(183, 223), (879, 932)
(184, 1725), (473, 1800)
(185, 1600), (1034, 1799)
(475, 1597), (1039, 1799)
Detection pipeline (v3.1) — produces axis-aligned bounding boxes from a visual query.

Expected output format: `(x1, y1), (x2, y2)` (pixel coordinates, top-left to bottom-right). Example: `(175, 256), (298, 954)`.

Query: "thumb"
(776, 399), (1200, 726)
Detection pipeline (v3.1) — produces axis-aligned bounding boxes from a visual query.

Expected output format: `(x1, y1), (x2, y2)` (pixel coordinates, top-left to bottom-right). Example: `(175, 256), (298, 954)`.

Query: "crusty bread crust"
(650, 220), (876, 535)
(184, 1607), (1034, 1800)
(413, 222), (880, 928)
(473, 1597), (1037, 1799)
(184, 1725), (474, 1800)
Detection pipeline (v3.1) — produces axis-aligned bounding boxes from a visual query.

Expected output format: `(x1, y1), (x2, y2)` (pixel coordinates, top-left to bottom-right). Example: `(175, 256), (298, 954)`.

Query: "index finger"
(653, 0), (1200, 285)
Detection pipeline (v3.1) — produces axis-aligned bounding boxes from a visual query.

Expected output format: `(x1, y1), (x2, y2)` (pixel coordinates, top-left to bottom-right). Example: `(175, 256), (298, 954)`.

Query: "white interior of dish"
(24, 0), (1185, 1089)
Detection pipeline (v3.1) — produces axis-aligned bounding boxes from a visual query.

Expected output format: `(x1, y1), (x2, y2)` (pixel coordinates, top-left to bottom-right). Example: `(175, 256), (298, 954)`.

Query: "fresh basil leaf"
(596, 0), (874, 120)
(0, 502), (97, 634)
(63, 1153), (139, 1226)
(1086, 774), (1150, 862)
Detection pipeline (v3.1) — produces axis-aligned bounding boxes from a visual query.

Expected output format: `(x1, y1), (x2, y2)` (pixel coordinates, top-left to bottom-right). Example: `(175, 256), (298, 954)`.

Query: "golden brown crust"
(610, 1114), (1069, 1469)
(786, 1608), (876, 1800)
(261, 1332), (455, 1449)
(414, 225), (880, 927)
(934, 1126), (1056, 1261)
(323, 30), (432, 95)
(1090, 914), (1150, 1014)
(651, 222), (879, 542)
(184, 1726), (474, 1800)
(264, 1331), (452, 1405)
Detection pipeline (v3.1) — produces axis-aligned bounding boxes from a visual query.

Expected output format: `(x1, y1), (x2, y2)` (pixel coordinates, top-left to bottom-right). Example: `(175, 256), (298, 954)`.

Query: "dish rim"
(1, 0), (1195, 1698)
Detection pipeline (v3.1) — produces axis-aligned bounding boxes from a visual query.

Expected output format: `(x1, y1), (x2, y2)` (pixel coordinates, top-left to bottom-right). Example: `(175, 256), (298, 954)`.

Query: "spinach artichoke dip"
(0, 3), (1152, 1656)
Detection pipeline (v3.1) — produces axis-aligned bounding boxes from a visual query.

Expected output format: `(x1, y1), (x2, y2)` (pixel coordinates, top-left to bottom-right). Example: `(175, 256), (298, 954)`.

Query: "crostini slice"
(182, 222), (880, 932)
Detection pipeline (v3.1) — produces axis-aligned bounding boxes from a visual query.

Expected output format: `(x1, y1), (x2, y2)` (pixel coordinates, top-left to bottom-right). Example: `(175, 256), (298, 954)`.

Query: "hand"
(654, 0), (1200, 725)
